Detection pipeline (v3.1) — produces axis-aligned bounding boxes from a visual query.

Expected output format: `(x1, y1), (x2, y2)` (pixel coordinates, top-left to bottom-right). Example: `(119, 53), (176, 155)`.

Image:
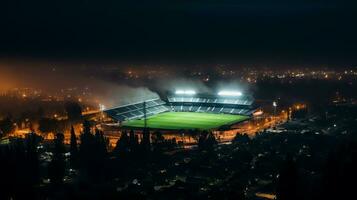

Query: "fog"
(155, 78), (212, 94)
(0, 61), (252, 108)
(0, 62), (159, 107)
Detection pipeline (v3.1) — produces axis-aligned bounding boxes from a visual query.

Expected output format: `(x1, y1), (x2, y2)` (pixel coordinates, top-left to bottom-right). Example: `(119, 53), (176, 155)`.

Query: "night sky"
(1, 0), (357, 65)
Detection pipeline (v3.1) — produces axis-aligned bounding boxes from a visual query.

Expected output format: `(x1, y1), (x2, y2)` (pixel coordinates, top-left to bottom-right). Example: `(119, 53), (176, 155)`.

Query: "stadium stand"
(167, 94), (255, 115)
(169, 105), (252, 115)
(104, 98), (169, 121)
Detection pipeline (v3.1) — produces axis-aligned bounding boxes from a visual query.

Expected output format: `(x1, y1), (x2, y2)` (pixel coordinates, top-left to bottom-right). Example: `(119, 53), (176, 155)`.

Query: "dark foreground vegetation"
(1, 104), (357, 200)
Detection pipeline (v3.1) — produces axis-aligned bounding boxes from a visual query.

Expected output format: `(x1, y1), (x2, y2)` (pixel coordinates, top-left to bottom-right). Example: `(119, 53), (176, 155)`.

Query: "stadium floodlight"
(99, 104), (106, 111)
(184, 90), (196, 95)
(273, 101), (277, 107)
(175, 90), (185, 94)
(175, 90), (196, 95)
(218, 91), (242, 96)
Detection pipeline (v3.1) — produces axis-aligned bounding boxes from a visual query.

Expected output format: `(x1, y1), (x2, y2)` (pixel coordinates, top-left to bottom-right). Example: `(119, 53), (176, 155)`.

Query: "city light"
(175, 90), (196, 95)
(218, 91), (242, 96)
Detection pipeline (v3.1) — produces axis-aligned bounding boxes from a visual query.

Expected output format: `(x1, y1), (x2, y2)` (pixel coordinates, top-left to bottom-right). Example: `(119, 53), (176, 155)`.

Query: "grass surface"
(122, 112), (249, 130)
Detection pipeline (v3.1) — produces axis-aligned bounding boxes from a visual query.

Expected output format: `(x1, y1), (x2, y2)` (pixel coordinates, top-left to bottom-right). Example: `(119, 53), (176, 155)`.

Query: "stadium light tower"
(273, 101), (277, 116)
(218, 91), (242, 96)
(99, 103), (106, 123)
(99, 104), (106, 111)
(175, 90), (196, 95)
(143, 101), (147, 129)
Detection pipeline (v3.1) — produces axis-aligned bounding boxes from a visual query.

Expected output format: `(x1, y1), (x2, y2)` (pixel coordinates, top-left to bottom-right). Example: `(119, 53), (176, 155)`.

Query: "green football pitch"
(122, 112), (249, 130)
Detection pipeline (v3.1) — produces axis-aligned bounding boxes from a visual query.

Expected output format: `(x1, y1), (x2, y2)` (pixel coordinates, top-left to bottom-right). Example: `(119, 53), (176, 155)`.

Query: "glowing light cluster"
(175, 90), (196, 95)
(218, 91), (242, 96)
(99, 104), (106, 111)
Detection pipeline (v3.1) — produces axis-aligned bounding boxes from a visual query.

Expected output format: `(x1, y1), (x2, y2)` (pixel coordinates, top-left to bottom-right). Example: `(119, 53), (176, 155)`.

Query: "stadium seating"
(104, 99), (169, 121)
(169, 104), (252, 115)
(167, 94), (255, 115)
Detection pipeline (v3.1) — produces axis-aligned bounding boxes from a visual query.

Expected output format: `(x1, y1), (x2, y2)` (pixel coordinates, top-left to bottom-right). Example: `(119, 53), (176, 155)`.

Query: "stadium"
(104, 90), (256, 131)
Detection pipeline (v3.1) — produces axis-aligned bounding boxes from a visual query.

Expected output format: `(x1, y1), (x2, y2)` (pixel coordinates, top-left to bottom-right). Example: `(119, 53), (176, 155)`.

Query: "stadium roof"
(104, 98), (161, 111)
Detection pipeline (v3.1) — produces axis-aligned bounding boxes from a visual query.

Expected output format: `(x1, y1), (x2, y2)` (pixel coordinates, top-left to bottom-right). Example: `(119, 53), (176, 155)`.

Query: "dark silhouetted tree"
(0, 116), (14, 136)
(114, 130), (130, 156)
(65, 101), (82, 121)
(129, 129), (139, 152)
(198, 131), (217, 152)
(70, 126), (78, 168)
(79, 120), (94, 168)
(38, 118), (58, 134)
(48, 133), (66, 185)
(152, 130), (165, 153)
(320, 140), (357, 200)
(277, 154), (298, 200)
(141, 128), (151, 152)
(36, 106), (44, 119)
(0, 134), (42, 200)
(79, 121), (108, 182)
(94, 128), (108, 158)
(232, 133), (250, 144)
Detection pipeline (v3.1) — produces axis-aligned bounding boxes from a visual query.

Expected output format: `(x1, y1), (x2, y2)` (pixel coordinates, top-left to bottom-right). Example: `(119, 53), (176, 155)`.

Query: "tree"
(206, 132), (218, 150)
(141, 128), (151, 152)
(232, 133), (250, 144)
(0, 133), (42, 199)
(48, 133), (65, 185)
(38, 118), (58, 134)
(65, 101), (82, 121)
(70, 126), (78, 168)
(152, 130), (165, 153)
(24, 133), (42, 189)
(320, 141), (357, 200)
(94, 128), (108, 158)
(114, 130), (130, 156)
(277, 154), (298, 200)
(129, 129), (139, 151)
(0, 116), (14, 136)
(36, 106), (44, 119)
(79, 120), (95, 168)
(79, 121), (108, 182)
(198, 131), (217, 152)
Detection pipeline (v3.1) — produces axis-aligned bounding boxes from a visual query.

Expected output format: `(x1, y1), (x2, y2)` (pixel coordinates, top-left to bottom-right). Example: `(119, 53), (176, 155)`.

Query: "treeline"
(0, 101), (83, 137)
(0, 120), (219, 199)
(231, 130), (357, 200)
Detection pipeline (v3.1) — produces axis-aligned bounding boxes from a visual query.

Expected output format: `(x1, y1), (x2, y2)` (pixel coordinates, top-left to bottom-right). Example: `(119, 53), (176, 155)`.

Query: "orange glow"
(253, 110), (263, 116)
(293, 103), (306, 110)
(255, 193), (276, 200)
